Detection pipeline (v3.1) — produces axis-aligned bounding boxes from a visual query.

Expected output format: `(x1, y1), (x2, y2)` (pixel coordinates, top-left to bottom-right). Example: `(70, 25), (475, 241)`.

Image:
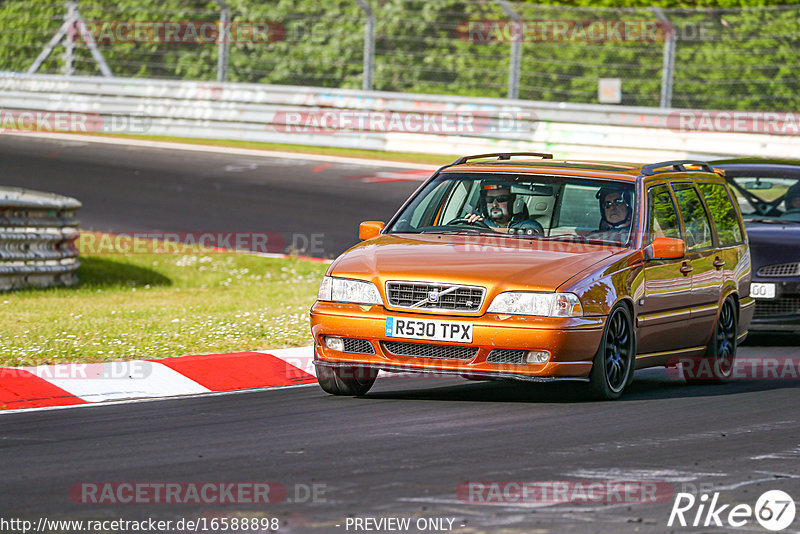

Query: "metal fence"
(2, 1), (800, 111)
(0, 187), (81, 291)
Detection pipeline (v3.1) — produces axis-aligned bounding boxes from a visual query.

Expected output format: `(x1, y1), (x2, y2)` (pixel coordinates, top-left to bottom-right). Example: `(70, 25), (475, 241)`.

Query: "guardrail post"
(62, 1), (78, 76)
(652, 7), (675, 109)
(216, 0), (230, 82)
(495, 0), (521, 100)
(355, 0), (375, 91)
(28, 0), (112, 77)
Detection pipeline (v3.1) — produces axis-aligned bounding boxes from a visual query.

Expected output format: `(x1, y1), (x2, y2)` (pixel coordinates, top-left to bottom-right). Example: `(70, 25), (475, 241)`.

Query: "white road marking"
(564, 468), (725, 483)
(4, 132), (434, 169)
(0, 382), (318, 416)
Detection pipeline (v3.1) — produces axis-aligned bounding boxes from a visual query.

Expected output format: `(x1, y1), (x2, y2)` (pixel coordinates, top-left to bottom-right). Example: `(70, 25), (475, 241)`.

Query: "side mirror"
(644, 237), (685, 261)
(359, 221), (385, 240)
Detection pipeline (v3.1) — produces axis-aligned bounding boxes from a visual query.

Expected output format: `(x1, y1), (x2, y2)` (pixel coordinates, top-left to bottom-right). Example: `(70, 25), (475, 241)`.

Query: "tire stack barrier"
(0, 187), (81, 291)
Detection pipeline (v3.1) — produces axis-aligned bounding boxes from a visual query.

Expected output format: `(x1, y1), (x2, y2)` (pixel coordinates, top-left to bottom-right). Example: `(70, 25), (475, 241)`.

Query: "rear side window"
(672, 183), (713, 250)
(647, 184), (681, 243)
(697, 183), (744, 246)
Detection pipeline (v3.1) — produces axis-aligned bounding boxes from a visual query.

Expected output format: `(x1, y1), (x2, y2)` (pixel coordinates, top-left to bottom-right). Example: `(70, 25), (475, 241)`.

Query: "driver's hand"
(464, 214), (484, 224)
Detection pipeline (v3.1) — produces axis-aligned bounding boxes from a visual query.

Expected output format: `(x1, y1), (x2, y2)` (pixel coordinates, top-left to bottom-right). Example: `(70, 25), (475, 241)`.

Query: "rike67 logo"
(668, 490), (796, 531)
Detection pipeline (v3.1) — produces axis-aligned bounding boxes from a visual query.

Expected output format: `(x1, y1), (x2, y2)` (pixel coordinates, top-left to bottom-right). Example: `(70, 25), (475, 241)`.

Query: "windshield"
(386, 172), (636, 246)
(728, 176), (800, 222)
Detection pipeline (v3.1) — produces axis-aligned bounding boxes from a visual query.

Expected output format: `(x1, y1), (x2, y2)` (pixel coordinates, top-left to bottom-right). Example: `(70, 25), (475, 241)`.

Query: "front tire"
(315, 364), (378, 396)
(588, 305), (635, 400)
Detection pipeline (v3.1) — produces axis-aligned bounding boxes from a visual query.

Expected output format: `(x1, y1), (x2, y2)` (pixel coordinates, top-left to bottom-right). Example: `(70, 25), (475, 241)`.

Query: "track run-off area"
(1, 134), (798, 533)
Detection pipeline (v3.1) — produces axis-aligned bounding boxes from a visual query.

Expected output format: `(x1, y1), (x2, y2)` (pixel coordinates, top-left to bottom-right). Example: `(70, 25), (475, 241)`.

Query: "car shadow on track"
(364, 368), (799, 404)
(743, 333), (800, 346)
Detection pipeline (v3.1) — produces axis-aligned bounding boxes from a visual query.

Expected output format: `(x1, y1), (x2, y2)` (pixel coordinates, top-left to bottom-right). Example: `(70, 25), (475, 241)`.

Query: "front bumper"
(749, 281), (800, 332)
(310, 302), (606, 380)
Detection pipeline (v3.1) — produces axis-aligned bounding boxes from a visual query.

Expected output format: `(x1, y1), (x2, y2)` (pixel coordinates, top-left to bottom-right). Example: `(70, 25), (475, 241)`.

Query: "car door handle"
(680, 263), (694, 276)
(713, 257), (726, 269)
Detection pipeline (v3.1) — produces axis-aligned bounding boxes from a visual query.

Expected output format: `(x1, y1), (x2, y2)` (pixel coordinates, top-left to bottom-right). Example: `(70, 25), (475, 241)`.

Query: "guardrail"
(0, 187), (81, 291)
(0, 73), (798, 161)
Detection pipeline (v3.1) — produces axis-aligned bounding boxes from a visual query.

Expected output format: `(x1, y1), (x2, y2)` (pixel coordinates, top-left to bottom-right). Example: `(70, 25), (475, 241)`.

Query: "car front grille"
(486, 349), (527, 364)
(381, 341), (477, 360)
(757, 263), (800, 277)
(342, 338), (375, 354)
(754, 297), (800, 318)
(385, 281), (485, 312)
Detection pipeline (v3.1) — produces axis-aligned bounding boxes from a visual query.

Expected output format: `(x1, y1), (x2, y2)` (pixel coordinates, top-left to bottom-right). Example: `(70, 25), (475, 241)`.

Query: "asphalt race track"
(1, 135), (799, 533)
(0, 134), (426, 257)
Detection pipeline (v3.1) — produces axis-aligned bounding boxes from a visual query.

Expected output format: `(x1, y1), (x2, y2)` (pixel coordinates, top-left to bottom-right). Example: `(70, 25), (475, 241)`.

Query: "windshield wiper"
(538, 235), (626, 246)
(418, 228), (487, 234)
(747, 217), (800, 224)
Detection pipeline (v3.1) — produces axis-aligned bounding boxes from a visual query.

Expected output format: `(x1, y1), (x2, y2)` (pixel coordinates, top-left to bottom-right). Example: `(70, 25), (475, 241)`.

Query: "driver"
(461, 183), (542, 235)
(784, 182), (800, 212)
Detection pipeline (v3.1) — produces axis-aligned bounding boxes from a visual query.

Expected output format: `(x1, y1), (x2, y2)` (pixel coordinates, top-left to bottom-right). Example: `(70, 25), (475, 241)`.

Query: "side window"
(440, 180), (474, 222)
(697, 183), (744, 246)
(407, 181), (450, 229)
(672, 183), (713, 250)
(647, 184), (681, 243)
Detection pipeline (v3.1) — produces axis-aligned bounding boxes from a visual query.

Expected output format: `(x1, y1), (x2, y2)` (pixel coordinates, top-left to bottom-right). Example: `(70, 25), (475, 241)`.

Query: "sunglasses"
(486, 195), (511, 204)
(603, 198), (628, 209)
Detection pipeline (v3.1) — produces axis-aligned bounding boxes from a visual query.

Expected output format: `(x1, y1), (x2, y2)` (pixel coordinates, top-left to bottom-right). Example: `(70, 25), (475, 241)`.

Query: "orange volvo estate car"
(310, 154), (754, 399)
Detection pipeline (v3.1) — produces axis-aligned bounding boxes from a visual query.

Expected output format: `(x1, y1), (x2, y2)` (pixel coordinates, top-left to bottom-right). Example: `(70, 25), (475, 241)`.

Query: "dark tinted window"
(698, 183), (743, 245)
(672, 183), (712, 250)
(647, 184), (681, 243)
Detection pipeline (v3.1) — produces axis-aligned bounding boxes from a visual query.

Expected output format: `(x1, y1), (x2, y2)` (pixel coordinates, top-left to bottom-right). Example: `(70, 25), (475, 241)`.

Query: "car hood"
(329, 234), (621, 292)
(746, 222), (800, 268)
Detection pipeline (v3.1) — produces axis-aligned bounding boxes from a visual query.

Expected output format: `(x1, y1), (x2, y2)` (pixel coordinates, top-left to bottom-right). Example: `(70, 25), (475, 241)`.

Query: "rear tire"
(588, 305), (635, 400)
(315, 364), (378, 396)
(684, 297), (737, 383)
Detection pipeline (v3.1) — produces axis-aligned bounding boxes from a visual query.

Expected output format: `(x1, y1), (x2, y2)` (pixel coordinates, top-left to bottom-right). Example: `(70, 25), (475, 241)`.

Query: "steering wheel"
(446, 217), (491, 228)
(509, 220), (544, 236)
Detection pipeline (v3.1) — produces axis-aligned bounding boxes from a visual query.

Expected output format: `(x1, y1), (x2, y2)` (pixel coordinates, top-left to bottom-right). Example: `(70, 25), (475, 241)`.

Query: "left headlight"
(487, 291), (583, 317)
(317, 276), (383, 305)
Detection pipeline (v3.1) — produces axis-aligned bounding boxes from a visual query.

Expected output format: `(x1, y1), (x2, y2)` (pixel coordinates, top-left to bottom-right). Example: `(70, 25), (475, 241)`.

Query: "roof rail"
(452, 152), (554, 165)
(641, 160), (717, 176)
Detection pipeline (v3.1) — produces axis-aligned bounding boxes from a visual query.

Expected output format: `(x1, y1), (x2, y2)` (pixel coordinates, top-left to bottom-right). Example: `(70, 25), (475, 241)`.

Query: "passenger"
(784, 182), (800, 213)
(597, 187), (633, 231)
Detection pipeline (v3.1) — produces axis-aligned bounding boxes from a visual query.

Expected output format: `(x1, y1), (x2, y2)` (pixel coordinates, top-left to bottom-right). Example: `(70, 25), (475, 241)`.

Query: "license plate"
(385, 317), (473, 343)
(751, 282), (776, 299)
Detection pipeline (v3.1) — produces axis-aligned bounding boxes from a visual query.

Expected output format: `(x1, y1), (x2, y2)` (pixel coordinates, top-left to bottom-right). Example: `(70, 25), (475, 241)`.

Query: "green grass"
(0, 248), (328, 366)
(84, 132), (459, 166)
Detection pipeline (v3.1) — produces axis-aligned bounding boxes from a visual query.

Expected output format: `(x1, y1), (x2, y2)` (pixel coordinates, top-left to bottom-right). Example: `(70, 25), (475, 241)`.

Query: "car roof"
(710, 159), (800, 178)
(711, 157), (800, 167)
(439, 154), (724, 183)
(441, 159), (640, 181)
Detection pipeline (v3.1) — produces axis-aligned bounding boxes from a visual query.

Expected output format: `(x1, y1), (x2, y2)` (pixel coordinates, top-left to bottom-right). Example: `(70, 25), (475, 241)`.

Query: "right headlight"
(317, 276), (382, 305)
(487, 291), (583, 317)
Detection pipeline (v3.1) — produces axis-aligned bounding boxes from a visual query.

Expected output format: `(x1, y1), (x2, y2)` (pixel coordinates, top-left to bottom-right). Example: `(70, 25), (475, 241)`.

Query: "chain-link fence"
(1, 0), (799, 111)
